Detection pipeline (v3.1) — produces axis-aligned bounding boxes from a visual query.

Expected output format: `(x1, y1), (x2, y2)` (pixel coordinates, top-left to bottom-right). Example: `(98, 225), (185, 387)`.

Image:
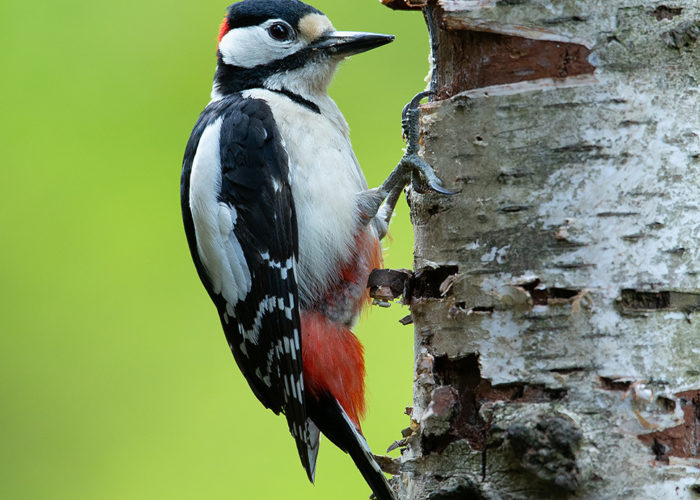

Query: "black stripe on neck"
(269, 88), (321, 114)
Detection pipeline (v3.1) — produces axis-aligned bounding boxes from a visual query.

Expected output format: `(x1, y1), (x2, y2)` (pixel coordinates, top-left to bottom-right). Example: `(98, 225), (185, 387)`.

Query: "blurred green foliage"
(0, 1), (428, 498)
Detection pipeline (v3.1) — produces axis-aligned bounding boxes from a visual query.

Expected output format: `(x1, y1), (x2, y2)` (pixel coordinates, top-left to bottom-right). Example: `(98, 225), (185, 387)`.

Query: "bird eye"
(267, 22), (293, 42)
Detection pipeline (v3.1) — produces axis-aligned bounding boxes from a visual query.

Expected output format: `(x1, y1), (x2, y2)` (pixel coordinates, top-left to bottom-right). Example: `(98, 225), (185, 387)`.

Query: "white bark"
(388, 1), (700, 498)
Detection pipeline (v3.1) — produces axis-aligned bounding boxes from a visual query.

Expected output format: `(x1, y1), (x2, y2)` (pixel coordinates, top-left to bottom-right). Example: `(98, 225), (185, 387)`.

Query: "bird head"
(212, 0), (394, 100)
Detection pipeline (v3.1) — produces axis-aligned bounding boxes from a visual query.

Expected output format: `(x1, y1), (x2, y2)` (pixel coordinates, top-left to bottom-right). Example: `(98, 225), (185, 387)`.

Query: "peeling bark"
(381, 0), (700, 498)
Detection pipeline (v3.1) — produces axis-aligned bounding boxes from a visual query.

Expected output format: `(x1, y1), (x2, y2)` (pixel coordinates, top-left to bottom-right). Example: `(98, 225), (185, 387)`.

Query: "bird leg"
(357, 91), (455, 240)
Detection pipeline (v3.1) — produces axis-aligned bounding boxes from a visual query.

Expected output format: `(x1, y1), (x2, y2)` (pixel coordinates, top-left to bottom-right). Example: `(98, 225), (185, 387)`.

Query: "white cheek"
(218, 26), (302, 68)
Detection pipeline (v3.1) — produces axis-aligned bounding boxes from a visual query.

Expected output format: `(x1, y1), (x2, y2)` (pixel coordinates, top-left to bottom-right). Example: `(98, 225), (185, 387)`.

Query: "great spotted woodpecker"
(181, 1), (449, 498)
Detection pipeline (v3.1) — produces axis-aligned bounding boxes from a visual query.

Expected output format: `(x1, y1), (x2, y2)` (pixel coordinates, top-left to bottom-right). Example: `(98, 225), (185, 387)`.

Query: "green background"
(1, 1), (428, 498)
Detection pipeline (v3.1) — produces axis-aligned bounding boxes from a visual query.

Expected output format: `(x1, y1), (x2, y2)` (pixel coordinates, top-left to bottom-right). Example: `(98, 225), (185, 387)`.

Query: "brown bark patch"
(427, 1), (595, 99)
(638, 390), (700, 462)
(434, 30), (594, 99)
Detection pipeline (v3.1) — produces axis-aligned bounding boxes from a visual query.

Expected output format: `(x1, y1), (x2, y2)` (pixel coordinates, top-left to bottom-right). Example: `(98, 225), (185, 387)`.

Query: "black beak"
(312, 31), (395, 57)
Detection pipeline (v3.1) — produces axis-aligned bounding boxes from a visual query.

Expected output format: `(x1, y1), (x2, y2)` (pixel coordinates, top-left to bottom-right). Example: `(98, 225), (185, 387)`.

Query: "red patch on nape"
(301, 311), (366, 431)
(217, 17), (231, 44)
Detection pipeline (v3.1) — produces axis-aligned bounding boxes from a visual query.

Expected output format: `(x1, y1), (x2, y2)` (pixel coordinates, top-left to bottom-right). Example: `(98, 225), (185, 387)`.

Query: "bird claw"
(427, 179), (457, 195)
(402, 90), (434, 123)
(368, 90), (456, 234)
(401, 91), (457, 196)
(401, 154), (457, 195)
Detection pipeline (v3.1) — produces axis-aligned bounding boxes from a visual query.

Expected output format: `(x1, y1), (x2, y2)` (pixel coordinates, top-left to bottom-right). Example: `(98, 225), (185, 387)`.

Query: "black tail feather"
(307, 395), (395, 500)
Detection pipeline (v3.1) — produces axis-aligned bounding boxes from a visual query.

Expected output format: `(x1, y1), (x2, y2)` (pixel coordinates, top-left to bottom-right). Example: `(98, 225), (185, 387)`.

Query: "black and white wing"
(181, 95), (316, 480)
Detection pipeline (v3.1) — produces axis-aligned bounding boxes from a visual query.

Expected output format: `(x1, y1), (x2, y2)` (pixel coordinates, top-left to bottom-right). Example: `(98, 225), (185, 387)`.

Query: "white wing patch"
(189, 118), (252, 307)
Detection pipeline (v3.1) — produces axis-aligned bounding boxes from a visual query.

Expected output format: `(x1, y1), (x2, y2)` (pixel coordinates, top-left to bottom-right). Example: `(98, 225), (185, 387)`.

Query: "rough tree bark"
(377, 1), (700, 498)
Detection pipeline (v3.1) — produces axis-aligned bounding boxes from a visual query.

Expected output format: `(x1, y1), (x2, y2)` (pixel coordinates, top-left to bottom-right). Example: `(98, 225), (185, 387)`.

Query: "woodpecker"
(181, 1), (449, 498)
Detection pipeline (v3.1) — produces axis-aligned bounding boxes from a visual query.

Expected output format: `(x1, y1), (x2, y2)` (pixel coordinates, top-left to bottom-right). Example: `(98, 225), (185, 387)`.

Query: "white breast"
(242, 89), (367, 306)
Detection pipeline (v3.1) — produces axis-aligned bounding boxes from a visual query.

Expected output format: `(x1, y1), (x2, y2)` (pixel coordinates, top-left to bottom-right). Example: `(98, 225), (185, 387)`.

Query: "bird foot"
(357, 90), (455, 238)
(399, 90), (456, 195)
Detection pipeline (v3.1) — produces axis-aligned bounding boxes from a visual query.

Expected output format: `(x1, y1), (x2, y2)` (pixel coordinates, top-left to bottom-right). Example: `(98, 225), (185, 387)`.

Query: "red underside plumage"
(301, 311), (366, 427)
(302, 232), (383, 431)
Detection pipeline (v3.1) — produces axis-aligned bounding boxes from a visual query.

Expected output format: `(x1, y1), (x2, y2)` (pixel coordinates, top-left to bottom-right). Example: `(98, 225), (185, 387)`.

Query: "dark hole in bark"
(651, 438), (669, 462)
(368, 268), (412, 302)
(424, 354), (568, 454)
(665, 247), (687, 255)
(542, 15), (586, 25)
(690, 484), (700, 496)
(409, 265), (459, 300)
(520, 279), (581, 306)
(427, 481), (485, 500)
(478, 381), (568, 403)
(425, 354), (486, 454)
(499, 205), (530, 213)
(549, 366), (586, 375)
(427, 204), (442, 216)
(555, 143), (602, 154)
(652, 5), (683, 20)
(638, 390), (700, 461)
(657, 396), (676, 413)
(471, 306), (494, 313)
(554, 262), (592, 270)
(497, 170), (533, 184)
(620, 289), (671, 309)
(622, 233), (647, 242)
(451, 303), (494, 316)
(596, 211), (640, 217)
(619, 289), (700, 313)
(599, 376), (632, 392)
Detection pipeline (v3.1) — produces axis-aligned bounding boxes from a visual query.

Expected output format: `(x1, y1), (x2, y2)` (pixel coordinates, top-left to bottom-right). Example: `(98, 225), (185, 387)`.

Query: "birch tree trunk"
(379, 1), (700, 498)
